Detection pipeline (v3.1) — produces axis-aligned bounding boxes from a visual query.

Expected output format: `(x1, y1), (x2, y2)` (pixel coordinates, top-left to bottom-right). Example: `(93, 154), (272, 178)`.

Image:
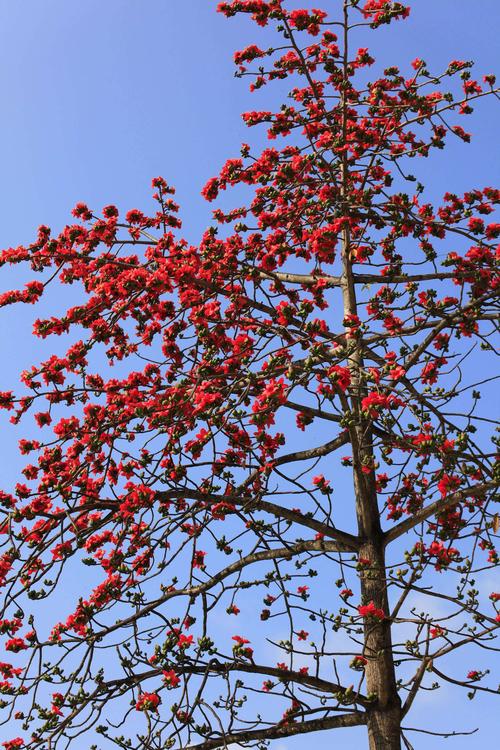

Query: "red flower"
(5, 638), (27, 653)
(289, 8), (327, 36)
(102, 203), (118, 217)
(232, 635), (250, 645)
(135, 692), (160, 712)
(163, 670), (180, 689)
(362, 0), (410, 27)
(0, 392), (14, 411)
(232, 634), (253, 659)
(125, 209), (145, 225)
(327, 365), (351, 391)
(2, 740), (24, 750)
(421, 359), (447, 385)
(177, 634), (194, 650)
(312, 474), (330, 493)
(350, 655), (368, 670)
(422, 540), (460, 571)
(437, 474), (461, 498)
(430, 626), (446, 639)
(234, 44), (266, 65)
(51, 692), (65, 716)
(388, 365), (405, 381)
(358, 601), (386, 621)
(361, 392), (403, 417)
(192, 550), (207, 569)
(201, 177), (220, 202)
(297, 586), (309, 600)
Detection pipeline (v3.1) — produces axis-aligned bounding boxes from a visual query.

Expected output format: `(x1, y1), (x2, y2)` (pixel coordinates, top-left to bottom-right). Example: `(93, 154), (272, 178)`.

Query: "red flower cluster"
(289, 8), (327, 36)
(135, 692), (161, 712)
(361, 391), (404, 417)
(358, 601), (386, 621)
(232, 635), (254, 659)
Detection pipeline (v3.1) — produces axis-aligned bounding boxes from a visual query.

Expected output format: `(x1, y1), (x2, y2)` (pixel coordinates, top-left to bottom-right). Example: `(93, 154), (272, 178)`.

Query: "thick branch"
(259, 269), (343, 287)
(184, 711), (367, 750)
(247, 497), (359, 550)
(284, 399), (342, 423)
(156, 487), (359, 550)
(257, 270), (461, 288)
(274, 432), (350, 466)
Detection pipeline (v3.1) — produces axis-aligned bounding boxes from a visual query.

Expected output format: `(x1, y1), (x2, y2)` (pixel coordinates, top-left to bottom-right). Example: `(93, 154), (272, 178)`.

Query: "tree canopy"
(0, 2), (499, 749)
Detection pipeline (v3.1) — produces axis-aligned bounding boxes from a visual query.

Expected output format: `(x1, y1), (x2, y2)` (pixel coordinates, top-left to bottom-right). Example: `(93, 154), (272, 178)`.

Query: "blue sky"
(0, 1), (499, 749)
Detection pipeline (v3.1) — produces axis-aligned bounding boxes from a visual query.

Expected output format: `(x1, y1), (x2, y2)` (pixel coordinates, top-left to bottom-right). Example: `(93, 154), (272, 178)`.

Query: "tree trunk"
(360, 539), (402, 750)
(339, 227), (403, 747)
(338, 3), (402, 745)
(367, 706), (402, 750)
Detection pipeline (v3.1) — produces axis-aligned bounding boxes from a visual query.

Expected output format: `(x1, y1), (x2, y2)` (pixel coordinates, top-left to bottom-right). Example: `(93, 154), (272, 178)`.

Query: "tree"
(0, 1), (498, 749)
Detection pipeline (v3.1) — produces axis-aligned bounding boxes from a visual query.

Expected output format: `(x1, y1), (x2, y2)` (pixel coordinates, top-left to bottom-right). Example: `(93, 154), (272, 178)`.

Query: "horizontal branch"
(156, 488), (359, 550)
(431, 663), (500, 697)
(258, 270), (460, 288)
(184, 711), (367, 750)
(284, 399), (342, 422)
(354, 272), (457, 284)
(365, 311), (499, 349)
(259, 270), (343, 287)
(384, 480), (497, 546)
(103, 659), (371, 706)
(274, 432), (350, 466)
(85, 538), (353, 643)
(248, 497), (359, 550)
